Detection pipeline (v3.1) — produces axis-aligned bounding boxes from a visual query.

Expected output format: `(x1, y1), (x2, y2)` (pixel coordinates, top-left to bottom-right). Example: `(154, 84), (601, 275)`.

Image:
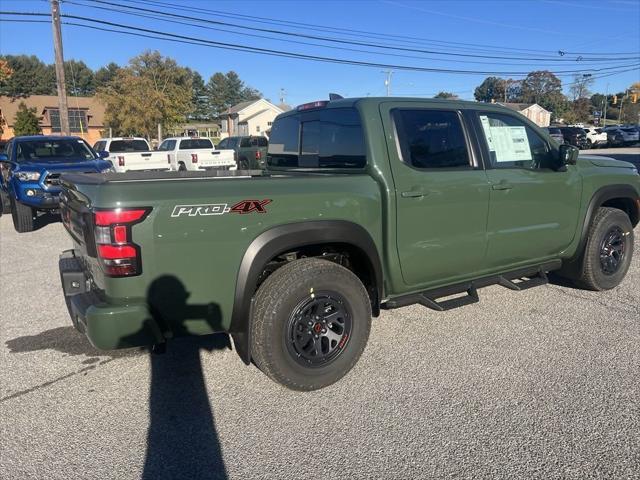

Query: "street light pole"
(50, 0), (70, 135)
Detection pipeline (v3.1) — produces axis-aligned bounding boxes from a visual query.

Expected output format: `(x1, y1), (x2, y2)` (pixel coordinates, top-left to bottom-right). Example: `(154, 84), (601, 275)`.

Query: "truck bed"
(61, 169), (270, 185)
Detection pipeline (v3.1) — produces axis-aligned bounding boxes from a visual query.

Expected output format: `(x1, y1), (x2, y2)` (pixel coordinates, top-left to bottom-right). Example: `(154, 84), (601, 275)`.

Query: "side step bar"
(383, 261), (559, 312)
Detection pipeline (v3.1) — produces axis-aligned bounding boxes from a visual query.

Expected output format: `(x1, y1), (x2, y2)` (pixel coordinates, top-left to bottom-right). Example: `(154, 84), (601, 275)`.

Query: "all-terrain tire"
(565, 207), (634, 290)
(250, 257), (372, 391)
(10, 196), (35, 233)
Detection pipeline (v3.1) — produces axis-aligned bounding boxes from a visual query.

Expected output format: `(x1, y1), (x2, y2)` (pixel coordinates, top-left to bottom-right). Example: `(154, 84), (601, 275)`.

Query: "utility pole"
(602, 83), (609, 127)
(279, 88), (286, 104)
(51, 0), (69, 135)
(382, 70), (393, 96)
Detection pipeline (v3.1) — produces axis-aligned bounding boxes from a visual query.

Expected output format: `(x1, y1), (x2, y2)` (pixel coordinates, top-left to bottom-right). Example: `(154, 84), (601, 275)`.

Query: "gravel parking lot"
(1, 186), (639, 479)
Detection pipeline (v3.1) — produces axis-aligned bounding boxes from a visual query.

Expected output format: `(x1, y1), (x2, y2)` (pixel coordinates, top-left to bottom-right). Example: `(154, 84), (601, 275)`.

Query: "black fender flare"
(230, 220), (383, 364)
(570, 183), (639, 263)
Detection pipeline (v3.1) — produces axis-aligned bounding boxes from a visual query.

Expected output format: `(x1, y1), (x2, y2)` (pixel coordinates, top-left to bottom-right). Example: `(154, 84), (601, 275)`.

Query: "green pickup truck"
(216, 135), (268, 169)
(59, 98), (639, 390)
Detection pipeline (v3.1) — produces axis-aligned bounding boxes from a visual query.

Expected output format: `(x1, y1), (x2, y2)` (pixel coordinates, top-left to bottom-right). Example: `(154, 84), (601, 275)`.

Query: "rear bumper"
(59, 250), (162, 349)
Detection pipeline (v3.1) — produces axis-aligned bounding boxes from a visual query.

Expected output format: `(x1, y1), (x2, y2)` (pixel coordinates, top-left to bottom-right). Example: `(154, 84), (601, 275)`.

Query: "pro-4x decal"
(171, 199), (271, 217)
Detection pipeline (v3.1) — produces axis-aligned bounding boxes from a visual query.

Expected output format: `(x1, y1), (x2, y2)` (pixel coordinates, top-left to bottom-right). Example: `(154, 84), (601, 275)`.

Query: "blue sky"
(0, 0), (639, 105)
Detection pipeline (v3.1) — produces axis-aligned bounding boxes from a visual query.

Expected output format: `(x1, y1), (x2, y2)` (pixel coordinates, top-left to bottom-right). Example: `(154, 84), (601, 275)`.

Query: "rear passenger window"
(179, 139), (212, 150)
(393, 110), (470, 169)
(268, 108), (366, 169)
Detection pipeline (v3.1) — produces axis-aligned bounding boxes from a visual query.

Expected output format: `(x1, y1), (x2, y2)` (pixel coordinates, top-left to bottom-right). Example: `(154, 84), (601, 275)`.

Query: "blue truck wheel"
(10, 197), (35, 233)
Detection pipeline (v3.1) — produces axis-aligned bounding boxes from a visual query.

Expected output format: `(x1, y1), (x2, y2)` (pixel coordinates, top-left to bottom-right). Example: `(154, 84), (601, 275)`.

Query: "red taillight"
(255, 150), (262, 160)
(93, 207), (151, 277)
(297, 100), (328, 111)
(95, 209), (148, 226)
(118, 156), (125, 167)
(191, 153), (198, 163)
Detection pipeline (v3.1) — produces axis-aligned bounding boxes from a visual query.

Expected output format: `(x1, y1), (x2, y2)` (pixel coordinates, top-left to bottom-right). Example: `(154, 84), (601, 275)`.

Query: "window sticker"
(479, 116), (532, 162)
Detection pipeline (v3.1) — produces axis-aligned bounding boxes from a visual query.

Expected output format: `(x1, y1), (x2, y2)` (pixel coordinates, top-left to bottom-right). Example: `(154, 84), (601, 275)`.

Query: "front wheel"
(563, 207), (634, 290)
(250, 258), (372, 391)
(10, 197), (35, 233)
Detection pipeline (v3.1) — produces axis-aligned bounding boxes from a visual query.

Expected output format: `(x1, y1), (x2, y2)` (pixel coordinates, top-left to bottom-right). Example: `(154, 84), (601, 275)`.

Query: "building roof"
(227, 100), (256, 114)
(276, 102), (292, 112)
(499, 102), (549, 113)
(0, 95), (105, 127)
(227, 98), (285, 115)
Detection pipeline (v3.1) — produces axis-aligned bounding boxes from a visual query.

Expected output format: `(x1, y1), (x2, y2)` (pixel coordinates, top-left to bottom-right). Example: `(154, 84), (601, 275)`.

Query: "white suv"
(582, 127), (607, 148)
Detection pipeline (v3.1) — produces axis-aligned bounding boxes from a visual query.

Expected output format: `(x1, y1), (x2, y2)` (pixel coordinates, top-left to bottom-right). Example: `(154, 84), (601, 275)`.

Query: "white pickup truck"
(158, 137), (236, 171)
(92, 138), (169, 173)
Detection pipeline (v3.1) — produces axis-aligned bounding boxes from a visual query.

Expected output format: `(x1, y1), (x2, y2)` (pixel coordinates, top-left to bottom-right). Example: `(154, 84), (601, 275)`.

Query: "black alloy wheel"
(599, 226), (625, 275)
(286, 292), (352, 367)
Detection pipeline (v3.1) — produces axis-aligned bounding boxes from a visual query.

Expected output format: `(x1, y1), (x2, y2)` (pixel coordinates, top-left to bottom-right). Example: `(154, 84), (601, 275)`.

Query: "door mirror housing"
(558, 144), (578, 167)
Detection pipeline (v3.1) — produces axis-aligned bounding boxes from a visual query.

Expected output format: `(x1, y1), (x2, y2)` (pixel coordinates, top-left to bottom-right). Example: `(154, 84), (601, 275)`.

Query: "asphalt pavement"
(1, 183), (639, 479)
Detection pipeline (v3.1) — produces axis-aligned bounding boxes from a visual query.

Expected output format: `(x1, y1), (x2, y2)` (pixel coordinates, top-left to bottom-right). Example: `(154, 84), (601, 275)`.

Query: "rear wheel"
(586, 139), (593, 149)
(250, 258), (372, 391)
(178, 162), (186, 171)
(238, 157), (249, 170)
(561, 207), (633, 290)
(10, 197), (35, 233)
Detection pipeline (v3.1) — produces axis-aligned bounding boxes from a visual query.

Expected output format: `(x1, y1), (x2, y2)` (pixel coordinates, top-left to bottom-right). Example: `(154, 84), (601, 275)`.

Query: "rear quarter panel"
(84, 174), (383, 335)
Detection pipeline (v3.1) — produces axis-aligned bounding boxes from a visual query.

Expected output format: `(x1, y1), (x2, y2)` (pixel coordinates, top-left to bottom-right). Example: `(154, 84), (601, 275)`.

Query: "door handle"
(491, 181), (513, 191)
(401, 188), (428, 198)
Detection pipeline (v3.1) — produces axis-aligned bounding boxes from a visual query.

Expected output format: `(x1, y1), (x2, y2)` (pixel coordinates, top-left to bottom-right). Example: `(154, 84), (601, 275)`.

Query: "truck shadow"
(132, 275), (230, 480)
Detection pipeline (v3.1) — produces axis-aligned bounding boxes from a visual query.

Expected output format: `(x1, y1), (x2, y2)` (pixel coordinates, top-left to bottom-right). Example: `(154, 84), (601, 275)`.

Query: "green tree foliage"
(206, 71), (261, 117)
(97, 51), (193, 139)
(94, 62), (121, 89)
(64, 60), (95, 96)
(433, 91), (458, 99)
(474, 76), (505, 102)
(0, 55), (56, 97)
(590, 93), (606, 110)
(186, 68), (210, 120)
(521, 71), (562, 106)
(13, 102), (42, 136)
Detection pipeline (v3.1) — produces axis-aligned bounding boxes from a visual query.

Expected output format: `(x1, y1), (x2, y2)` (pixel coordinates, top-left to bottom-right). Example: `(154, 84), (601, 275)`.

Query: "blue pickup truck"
(0, 135), (113, 232)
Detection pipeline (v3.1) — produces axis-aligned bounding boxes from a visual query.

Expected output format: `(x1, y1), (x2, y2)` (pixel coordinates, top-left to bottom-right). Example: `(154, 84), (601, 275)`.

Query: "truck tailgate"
(113, 151), (169, 172)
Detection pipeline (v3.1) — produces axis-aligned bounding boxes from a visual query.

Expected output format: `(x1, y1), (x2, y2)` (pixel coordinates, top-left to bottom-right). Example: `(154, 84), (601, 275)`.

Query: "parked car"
(558, 127), (588, 149)
(92, 137), (169, 173)
(217, 135), (268, 169)
(0, 135), (113, 232)
(606, 129), (625, 147)
(158, 137), (236, 172)
(58, 97), (639, 390)
(583, 127), (608, 148)
(602, 127), (639, 146)
(545, 127), (564, 145)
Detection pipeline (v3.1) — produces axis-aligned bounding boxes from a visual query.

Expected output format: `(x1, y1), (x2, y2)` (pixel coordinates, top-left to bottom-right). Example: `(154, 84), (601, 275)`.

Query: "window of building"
(393, 109), (470, 169)
(256, 125), (261, 132)
(49, 108), (88, 133)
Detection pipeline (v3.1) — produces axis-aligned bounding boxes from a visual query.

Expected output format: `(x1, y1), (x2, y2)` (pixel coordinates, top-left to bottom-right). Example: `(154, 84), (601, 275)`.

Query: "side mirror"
(0, 153), (8, 162)
(558, 144), (578, 167)
(98, 150), (110, 159)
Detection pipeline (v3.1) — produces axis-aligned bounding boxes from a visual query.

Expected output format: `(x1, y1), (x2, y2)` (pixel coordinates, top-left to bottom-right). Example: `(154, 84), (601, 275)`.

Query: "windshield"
(108, 139), (149, 152)
(15, 139), (96, 162)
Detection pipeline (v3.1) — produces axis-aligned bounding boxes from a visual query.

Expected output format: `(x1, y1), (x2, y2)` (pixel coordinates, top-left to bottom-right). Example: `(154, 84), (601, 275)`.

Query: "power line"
(1, 13), (638, 81)
(62, 0), (636, 69)
(75, 0), (640, 63)
(125, 0), (640, 58)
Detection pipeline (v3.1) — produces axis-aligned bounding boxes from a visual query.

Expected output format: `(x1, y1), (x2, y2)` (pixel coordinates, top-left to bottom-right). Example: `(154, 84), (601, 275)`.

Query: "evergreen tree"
(13, 102), (42, 136)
